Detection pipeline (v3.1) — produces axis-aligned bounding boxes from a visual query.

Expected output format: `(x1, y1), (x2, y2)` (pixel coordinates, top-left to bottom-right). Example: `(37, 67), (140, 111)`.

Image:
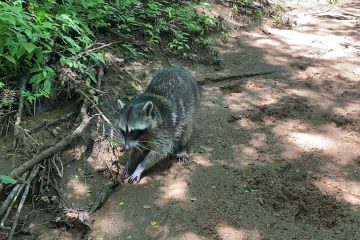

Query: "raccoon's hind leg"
(121, 149), (143, 180)
(175, 124), (193, 163)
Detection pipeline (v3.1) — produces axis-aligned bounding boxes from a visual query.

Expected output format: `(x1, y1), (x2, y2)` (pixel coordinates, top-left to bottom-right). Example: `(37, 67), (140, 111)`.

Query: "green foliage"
(0, 0), (216, 103)
(111, 0), (216, 58)
(0, 175), (17, 184)
(225, 0), (264, 17)
(0, 0), (110, 102)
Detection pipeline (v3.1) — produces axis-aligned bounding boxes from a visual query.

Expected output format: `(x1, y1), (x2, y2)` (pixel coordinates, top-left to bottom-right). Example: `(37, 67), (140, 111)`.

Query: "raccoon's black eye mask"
(121, 129), (148, 140)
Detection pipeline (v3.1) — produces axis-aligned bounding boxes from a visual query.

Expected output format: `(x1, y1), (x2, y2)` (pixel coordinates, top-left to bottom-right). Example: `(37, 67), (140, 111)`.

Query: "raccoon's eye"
(129, 129), (147, 140)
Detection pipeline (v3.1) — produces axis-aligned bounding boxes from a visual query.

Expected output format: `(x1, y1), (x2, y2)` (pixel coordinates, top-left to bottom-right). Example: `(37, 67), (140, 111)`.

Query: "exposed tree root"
(0, 65), (119, 239)
(8, 109), (92, 179)
(7, 166), (40, 240)
(13, 76), (27, 148)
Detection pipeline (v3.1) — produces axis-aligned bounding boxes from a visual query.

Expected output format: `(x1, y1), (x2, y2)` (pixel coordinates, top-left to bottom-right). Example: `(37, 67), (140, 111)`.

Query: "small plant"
(268, 3), (284, 25)
(225, 0), (264, 17)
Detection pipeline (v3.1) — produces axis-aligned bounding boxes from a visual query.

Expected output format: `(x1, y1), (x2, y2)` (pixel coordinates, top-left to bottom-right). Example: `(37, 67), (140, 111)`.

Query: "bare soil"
(1, 0), (360, 239)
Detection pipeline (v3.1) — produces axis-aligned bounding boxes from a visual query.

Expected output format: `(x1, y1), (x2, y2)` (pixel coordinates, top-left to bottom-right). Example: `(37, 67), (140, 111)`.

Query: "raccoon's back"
(145, 65), (200, 105)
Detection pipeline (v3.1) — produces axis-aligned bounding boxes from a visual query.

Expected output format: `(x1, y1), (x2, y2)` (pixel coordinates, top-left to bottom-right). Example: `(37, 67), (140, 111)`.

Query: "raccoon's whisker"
(135, 145), (142, 152)
(137, 143), (162, 155)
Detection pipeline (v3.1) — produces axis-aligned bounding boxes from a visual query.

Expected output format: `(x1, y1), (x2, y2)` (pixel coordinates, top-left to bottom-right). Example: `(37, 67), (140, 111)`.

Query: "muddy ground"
(1, 0), (360, 239)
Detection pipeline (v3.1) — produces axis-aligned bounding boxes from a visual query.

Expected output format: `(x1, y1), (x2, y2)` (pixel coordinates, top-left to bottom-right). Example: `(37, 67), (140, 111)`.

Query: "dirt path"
(2, 1), (359, 239)
(85, 1), (360, 239)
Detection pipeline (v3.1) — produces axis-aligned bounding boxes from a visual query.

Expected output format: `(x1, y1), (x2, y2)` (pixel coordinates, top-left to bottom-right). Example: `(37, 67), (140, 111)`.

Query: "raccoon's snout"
(124, 139), (138, 150)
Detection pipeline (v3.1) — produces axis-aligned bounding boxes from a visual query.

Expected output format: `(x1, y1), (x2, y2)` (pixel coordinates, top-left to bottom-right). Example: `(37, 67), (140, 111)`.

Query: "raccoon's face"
(117, 100), (155, 150)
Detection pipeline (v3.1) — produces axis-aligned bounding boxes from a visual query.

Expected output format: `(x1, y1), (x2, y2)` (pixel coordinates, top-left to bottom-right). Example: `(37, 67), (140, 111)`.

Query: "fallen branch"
(198, 71), (278, 85)
(9, 106), (92, 179)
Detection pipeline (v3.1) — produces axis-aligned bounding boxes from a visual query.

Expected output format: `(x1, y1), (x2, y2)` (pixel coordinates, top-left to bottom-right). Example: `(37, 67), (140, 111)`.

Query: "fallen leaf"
(143, 205), (151, 209)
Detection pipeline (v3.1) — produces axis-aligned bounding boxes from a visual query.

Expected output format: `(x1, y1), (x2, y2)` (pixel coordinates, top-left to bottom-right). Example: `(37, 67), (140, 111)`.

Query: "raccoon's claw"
(175, 150), (189, 163)
(120, 170), (130, 180)
(128, 165), (144, 184)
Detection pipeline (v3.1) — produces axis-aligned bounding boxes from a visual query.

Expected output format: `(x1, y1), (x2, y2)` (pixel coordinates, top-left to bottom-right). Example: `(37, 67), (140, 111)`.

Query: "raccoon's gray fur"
(116, 65), (200, 183)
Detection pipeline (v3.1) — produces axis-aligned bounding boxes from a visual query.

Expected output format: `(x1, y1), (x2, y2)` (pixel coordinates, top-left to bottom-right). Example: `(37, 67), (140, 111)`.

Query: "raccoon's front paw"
(128, 165), (145, 184)
(175, 150), (189, 163)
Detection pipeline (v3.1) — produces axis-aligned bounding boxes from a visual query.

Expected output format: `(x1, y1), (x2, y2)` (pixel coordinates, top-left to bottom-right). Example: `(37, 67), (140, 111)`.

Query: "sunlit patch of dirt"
(217, 225), (260, 240)
(65, 178), (92, 199)
(290, 132), (335, 151)
(159, 176), (189, 201)
(315, 177), (360, 207)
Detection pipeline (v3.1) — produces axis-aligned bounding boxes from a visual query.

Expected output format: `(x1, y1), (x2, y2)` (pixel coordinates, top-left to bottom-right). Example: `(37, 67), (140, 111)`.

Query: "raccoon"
(116, 65), (200, 183)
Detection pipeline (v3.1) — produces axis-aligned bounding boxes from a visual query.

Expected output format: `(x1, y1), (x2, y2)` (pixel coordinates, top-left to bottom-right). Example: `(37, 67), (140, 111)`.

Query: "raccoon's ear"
(117, 99), (125, 110)
(142, 101), (153, 117)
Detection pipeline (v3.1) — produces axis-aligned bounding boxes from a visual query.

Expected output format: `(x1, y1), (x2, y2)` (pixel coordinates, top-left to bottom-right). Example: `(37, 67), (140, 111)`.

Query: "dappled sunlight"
(333, 100), (360, 119)
(65, 177), (91, 199)
(251, 21), (357, 60)
(145, 224), (170, 239)
(159, 175), (189, 201)
(168, 232), (207, 240)
(223, 81), (285, 112)
(290, 132), (335, 151)
(234, 116), (257, 129)
(92, 211), (133, 238)
(315, 177), (360, 207)
(270, 120), (360, 162)
(200, 86), (224, 108)
(193, 153), (213, 167)
(223, 93), (250, 112)
(250, 133), (266, 148)
(217, 224), (260, 240)
(289, 88), (335, 110)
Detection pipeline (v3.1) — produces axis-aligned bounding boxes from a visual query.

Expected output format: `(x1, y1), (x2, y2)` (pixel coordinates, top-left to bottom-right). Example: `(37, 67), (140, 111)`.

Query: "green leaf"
(34, 49), (44, 62)
(5, 55), (16, 64)
(85, 70), (96, 83)
(23, 42), (37, 53)
(44, 79), (51, 91)
(0, 175), (17, 184)
(29, 72), (45, 84)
